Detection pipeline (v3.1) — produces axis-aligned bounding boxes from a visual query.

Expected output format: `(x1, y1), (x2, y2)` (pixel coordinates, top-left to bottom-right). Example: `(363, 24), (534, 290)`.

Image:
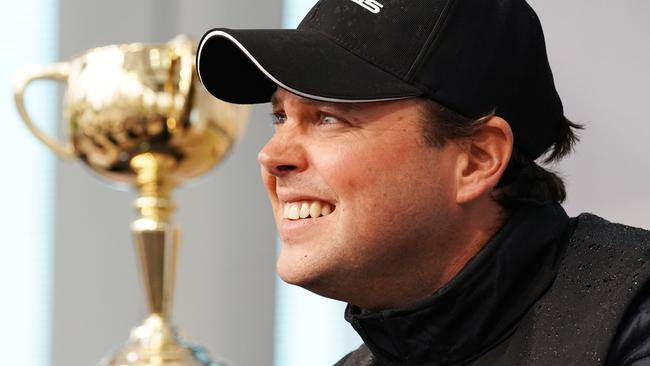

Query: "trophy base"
(98, 314), (231, 366)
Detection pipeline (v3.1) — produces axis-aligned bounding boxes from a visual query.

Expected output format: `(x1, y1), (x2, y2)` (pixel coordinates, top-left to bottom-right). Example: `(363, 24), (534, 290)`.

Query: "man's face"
(258, 88), (464, 307)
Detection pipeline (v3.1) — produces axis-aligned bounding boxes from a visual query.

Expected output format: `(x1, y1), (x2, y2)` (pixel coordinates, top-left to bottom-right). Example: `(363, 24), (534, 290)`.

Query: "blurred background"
(0, 1), (647, 365)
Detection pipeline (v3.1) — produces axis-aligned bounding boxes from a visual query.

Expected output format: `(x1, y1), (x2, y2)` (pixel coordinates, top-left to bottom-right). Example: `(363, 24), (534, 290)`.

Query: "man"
(196, 0), (650, 364)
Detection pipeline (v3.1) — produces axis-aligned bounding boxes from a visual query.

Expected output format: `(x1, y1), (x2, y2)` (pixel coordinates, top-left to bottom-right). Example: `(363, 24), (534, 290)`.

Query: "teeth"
(288, 204), (300, 220)
(282, 200), (334, 220)
(321, 204), (332, 216)
(299, 202), (310, 218)
(310, 201), (322, 218)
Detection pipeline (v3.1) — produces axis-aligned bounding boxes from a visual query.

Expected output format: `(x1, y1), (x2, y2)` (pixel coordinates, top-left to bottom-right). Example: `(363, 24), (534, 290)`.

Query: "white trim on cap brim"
(197, 29), (408, 103)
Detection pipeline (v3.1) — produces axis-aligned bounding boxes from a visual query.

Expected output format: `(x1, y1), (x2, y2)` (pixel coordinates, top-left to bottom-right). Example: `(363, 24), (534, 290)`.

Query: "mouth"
(281, 200), (336, 220)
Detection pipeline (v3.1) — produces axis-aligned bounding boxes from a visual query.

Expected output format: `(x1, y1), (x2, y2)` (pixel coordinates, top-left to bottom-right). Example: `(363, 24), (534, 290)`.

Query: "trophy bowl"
(15, 34), (248, 189)
(13, 35), (249, 366)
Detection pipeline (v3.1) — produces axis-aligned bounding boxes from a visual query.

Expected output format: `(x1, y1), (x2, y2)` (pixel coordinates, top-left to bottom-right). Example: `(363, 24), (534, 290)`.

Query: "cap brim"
(197, 28), (422, 104)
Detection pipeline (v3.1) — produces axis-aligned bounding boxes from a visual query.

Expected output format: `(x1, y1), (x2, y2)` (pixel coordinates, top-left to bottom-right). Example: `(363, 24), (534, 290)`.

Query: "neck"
(355, 198), (507, 311)
(437, 198), (507, 293)
(345, 203), (571, 365)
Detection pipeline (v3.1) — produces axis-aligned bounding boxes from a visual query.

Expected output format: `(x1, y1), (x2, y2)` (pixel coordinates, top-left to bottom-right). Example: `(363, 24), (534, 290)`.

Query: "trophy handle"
(13, 62), (75, 159)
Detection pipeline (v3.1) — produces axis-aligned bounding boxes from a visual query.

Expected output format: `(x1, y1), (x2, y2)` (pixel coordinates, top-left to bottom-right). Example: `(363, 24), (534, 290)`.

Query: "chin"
(276, 253), (340, 296)
(276, 255), (318, 287)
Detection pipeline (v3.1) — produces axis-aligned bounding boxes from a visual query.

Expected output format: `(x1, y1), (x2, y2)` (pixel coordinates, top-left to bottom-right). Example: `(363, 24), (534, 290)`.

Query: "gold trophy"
(13, 35), (248, 365)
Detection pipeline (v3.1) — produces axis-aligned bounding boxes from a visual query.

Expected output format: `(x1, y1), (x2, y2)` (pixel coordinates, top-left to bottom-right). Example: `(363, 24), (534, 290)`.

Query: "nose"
(258, 128), (308, 177)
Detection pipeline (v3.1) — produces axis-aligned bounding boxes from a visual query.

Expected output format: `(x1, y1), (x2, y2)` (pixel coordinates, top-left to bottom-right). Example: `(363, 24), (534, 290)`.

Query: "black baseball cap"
(197, 0), (566, 159)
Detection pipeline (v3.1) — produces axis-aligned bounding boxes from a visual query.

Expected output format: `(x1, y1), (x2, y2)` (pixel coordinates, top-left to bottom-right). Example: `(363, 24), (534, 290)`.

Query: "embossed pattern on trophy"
(63, 38), (246, 188)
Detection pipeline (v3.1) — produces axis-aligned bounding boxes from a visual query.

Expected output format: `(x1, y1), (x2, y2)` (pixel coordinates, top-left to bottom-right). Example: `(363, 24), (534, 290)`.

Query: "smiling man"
(196, 0), (650, 365)
(260, 89), (512, 312)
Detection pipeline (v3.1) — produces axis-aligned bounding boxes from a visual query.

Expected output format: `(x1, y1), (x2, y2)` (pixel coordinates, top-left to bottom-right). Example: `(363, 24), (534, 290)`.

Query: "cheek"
(329, 148), (421, 212)
(315, 144), (383, 199)
(329, 144), (436, 197)
(325, 143), (453, 229)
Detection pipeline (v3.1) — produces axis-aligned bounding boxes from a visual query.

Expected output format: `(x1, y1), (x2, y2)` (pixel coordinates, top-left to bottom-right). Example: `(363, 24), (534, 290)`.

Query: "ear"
(455, 116), (513, 204)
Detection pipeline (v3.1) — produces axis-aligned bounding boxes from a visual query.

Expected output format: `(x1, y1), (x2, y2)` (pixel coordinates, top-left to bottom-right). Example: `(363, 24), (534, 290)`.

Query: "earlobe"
(455, 116), (513, 204)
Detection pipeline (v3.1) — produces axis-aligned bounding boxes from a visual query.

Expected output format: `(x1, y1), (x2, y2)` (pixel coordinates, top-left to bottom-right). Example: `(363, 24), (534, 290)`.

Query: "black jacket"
(335, 204), (650, 365)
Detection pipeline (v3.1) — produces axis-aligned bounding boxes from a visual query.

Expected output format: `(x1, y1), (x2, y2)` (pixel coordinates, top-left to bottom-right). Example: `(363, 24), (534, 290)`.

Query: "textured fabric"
(606, 280), (650, 365)
(298, 0), (449, 78)
(336, 212), (650, 365)
(484, 214), (650, 365)
(197, 0), (567, 159)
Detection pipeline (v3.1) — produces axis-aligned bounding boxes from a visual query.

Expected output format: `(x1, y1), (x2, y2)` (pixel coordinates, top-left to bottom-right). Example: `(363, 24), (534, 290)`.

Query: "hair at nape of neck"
(416, 98), (583, 208)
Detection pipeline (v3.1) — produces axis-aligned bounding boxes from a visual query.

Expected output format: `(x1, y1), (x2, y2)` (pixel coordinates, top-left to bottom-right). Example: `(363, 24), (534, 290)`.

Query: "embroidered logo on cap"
(349, 0), (384, 14)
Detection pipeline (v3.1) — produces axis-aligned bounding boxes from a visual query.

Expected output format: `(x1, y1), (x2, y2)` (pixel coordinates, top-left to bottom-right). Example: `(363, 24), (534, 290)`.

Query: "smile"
(282, 201), (335, 220)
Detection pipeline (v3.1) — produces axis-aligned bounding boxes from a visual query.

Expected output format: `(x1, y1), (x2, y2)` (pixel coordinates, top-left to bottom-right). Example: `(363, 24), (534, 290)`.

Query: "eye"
(319, 113), (341, 126)
(270, 112), (287, 125)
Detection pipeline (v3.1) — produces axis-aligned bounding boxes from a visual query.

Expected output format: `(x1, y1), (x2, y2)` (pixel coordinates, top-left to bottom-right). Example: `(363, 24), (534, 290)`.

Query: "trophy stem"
(99, 153), (225, 365)
(131, 218), (179, 319)
(131, 152), (177, 221)
(130, 152), (179, 321)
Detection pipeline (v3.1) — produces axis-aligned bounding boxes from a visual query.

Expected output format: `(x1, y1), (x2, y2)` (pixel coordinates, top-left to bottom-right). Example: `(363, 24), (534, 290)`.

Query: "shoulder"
(565, 213), (650, 288)
(572, 213), (650, 244)
(565, 213), (650, 279)
(571, 214), (650, 365)
(605, 279), (650, 365)
(495, 213), (650, 364)
(556, 212), (650, 321)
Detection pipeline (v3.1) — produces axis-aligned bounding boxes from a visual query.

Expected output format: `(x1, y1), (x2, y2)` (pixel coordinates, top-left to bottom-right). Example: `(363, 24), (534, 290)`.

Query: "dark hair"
(417, 98), (582, 208)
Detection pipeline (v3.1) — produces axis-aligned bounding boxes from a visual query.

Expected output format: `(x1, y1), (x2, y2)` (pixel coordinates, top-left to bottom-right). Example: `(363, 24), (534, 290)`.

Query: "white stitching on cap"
(197, 29), (406, 103)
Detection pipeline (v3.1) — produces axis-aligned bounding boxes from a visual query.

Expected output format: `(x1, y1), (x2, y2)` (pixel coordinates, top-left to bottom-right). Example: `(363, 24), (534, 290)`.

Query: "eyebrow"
(271, 92), (362, 113)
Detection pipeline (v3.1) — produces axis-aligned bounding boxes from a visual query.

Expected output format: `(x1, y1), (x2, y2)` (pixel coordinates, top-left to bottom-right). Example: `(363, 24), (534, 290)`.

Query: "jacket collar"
(345, 203), (572, 365)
